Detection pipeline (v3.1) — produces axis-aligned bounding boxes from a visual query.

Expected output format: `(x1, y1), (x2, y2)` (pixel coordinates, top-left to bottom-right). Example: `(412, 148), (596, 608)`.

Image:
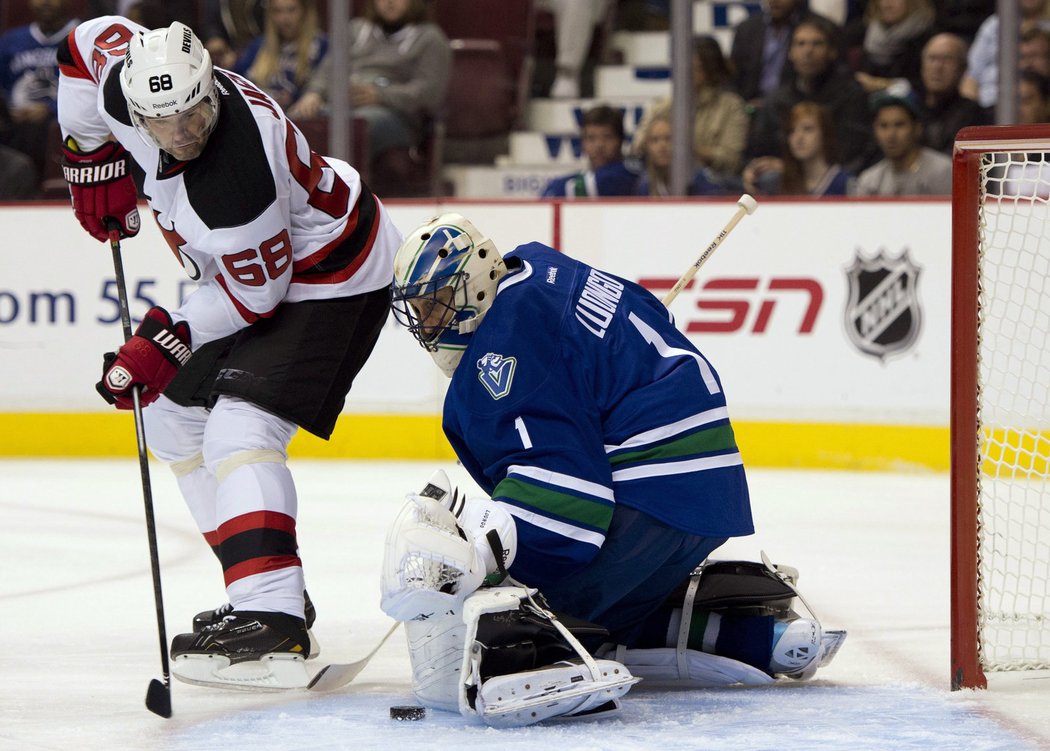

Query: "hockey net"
(951, 126), (1050, 690)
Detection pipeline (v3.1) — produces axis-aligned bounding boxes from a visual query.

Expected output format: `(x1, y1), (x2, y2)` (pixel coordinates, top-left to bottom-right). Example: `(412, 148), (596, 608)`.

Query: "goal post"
(951, 125), (1050, 690)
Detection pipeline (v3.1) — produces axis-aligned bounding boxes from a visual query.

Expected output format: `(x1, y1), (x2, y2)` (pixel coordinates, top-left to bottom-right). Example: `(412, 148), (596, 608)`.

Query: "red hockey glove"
(97, 307), (192, 410)
(61, 140), (141, 242)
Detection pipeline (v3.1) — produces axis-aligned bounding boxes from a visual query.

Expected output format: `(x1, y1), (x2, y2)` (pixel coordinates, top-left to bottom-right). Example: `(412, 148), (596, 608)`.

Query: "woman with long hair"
(742, 102), (852, 196)
(234, 0), (327, 111)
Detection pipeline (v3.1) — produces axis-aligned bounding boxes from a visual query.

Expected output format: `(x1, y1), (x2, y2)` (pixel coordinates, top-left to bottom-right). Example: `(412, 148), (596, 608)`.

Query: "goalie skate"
(171, 612), (311, 690)
(475, 658), (638, 728)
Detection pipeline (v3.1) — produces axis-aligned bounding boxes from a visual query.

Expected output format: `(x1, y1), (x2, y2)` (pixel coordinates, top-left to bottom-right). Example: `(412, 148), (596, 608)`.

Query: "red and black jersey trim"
(291, 186), (381, 284)
(57, 30), (93, 82)
(217, 511), (301, 587)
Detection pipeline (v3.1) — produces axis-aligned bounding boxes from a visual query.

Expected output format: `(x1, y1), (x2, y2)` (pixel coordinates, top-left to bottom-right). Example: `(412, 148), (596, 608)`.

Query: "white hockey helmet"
(120, 22), (218, 159)
(391, 213), (507, 377)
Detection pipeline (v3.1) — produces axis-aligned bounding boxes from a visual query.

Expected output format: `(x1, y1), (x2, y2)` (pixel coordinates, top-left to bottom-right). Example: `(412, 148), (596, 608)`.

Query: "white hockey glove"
(380, 470), (517, 622)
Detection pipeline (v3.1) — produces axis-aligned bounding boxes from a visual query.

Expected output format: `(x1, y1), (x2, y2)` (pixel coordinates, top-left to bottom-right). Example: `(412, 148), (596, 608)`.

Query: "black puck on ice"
(389, 705), (425, 721)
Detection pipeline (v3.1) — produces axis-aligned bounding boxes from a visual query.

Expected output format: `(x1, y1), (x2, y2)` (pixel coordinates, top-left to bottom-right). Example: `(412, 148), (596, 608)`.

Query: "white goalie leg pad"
(404, 612), (468, 713)
(599, 645), (774, 687)
(460, 587), (639, 728)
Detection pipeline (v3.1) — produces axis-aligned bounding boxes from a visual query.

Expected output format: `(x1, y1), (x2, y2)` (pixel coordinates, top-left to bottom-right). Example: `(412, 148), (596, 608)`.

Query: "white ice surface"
(1, 460), (1048, 751)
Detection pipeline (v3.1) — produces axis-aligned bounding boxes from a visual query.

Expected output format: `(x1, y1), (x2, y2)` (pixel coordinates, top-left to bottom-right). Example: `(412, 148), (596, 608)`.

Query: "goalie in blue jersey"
(381, 213), (846, 727)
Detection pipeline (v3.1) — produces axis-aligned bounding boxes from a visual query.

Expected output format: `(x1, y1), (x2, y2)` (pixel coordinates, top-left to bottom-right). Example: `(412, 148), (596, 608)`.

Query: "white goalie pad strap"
(608, 645), (774, 687)
(675, 573), (702, 679)
(380, 495), (486, 622)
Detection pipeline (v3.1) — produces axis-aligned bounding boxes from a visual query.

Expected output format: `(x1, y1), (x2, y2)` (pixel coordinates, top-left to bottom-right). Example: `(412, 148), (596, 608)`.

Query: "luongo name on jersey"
(443, 243), (754, 591)
(56, 16), (400, 346)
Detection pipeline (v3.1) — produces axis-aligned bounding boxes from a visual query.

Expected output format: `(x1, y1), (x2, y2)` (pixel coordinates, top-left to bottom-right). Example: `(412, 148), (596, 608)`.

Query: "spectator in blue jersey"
(0, 0), (79, 177)
(234, 0), (326, 113)
(541, 104), (640, 197)
(381, 213), (844, 725)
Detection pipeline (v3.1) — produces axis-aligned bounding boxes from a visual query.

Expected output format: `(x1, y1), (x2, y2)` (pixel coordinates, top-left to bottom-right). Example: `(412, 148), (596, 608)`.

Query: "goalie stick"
(661, 194), (758, 306)
(307, 622), (401, 691)
(108, 225), (172, 719)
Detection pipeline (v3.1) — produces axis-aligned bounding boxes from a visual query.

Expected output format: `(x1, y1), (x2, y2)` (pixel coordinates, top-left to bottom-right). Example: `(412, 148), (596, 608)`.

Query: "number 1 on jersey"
(514, 416), (533, 449)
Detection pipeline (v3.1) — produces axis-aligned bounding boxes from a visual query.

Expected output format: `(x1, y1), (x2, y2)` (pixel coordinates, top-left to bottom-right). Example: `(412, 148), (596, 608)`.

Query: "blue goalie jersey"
(443, 243), (753, 591)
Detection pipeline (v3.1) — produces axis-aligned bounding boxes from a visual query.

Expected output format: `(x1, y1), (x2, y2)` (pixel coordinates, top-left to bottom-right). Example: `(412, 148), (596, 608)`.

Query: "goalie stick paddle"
(109, 225), (173, 719)
(308, 622), (401, 691)
(661, 194), (758, 306)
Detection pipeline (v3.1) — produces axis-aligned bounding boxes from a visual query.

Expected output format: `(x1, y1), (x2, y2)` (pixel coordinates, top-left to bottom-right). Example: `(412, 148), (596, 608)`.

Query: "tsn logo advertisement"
(638, 247), (922, 363)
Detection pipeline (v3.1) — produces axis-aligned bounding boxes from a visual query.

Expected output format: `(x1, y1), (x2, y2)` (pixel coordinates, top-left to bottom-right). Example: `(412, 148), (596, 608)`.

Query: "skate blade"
(172, 653), (309, 691)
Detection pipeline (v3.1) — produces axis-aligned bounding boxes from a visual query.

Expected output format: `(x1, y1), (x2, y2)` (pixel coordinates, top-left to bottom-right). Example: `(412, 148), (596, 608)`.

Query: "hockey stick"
(661, 194), (758, 306)
(307, 621), (401, 691)
(108, 224), (173, 719)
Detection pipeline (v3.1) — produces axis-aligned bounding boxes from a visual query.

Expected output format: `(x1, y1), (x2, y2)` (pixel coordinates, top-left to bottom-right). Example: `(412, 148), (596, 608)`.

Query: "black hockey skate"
(171, 611), (311, 690)
(193, 590), (317, 631)
(193, 590), (319, 659)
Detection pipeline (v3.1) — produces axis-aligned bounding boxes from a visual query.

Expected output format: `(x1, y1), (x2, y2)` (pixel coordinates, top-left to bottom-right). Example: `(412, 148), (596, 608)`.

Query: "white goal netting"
(975, 150), (1050, 671)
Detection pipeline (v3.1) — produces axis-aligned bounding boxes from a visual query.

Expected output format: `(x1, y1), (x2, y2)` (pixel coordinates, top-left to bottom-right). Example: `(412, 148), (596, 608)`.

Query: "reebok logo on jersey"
(477, 353), (516, 400)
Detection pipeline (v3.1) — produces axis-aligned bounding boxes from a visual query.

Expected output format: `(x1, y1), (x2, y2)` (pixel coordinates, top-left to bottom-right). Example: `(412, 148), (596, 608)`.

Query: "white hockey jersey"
(57, 16), (401, 346)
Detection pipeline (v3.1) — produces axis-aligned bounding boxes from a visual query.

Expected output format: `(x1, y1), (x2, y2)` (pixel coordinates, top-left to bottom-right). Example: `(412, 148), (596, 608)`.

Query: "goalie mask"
(120, 22), (219, 161)
(391, 213), (507, 377)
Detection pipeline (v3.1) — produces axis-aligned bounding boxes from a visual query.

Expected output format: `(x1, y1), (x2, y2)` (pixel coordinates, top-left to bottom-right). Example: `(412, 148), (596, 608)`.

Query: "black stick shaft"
(108, 227), (172, 717)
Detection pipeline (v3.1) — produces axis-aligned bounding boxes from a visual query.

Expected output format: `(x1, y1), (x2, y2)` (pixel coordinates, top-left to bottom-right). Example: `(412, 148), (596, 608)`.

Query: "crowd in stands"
(0, 0), (1045, 200)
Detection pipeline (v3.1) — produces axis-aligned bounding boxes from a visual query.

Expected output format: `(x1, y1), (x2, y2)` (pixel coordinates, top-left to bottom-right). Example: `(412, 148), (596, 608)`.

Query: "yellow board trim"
(0, 413), (949, 471)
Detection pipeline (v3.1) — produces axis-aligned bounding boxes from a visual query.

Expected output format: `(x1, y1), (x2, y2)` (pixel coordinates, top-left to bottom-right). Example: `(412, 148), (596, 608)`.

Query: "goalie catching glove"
(380, 469), (517, 622)
(61, 139), (141, 242)
(97, 306), (191, 409)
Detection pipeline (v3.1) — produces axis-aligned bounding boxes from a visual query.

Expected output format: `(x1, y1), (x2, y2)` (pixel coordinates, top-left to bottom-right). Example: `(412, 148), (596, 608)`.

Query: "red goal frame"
(950, 124), (1050, 690)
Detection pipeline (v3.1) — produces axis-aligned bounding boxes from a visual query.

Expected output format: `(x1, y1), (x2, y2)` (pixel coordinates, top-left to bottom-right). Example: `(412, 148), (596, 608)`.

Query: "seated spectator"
(289, 0), (450, 174)
(917, 33), (991, 154)
(234, 0), (326, 113)
(1020, 27), (1050, 81)
(640, 36), (749, 180)
(632, 109), (726, 196)
(730, 0), (827, 109)
(747, 15), (873, 174)
(962, 0), (1050, 107)
(853, 87), (952, 195)
(87, 1), (196, 27)
(199, 0), (265, 70)
(0, 0), (80, 178)
(1019, 70), (1050, 123)
(536, 0), (612, 98)
(934, 0), (995, 44)
(0, 99), (39, 198)
(742, 102), (852, 196)
(541, 104), (640, 197)
(845, 0), (936, 95)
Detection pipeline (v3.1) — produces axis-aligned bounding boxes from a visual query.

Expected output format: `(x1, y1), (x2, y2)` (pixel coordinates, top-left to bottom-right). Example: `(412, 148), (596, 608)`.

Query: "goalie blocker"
(380, 472), (846, 727)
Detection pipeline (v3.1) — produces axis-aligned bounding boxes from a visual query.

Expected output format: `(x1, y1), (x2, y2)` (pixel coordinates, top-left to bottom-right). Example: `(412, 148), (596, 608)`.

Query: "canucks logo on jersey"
(477, 353), (516, 400)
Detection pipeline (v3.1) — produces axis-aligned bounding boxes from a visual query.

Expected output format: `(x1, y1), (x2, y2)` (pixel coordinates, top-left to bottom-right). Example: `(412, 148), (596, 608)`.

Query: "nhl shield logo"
(844, 248), (922, 361)
(477, 352), (516, 400)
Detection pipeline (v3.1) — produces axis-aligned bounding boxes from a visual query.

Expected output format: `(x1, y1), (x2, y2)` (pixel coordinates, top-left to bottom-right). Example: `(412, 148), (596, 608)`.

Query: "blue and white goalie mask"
(391, 213), (507, 377)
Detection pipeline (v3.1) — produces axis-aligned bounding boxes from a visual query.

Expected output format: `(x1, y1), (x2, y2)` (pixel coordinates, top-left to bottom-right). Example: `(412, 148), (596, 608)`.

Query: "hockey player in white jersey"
(57, 17), (402, 689)
(380, 214), (845, 726)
